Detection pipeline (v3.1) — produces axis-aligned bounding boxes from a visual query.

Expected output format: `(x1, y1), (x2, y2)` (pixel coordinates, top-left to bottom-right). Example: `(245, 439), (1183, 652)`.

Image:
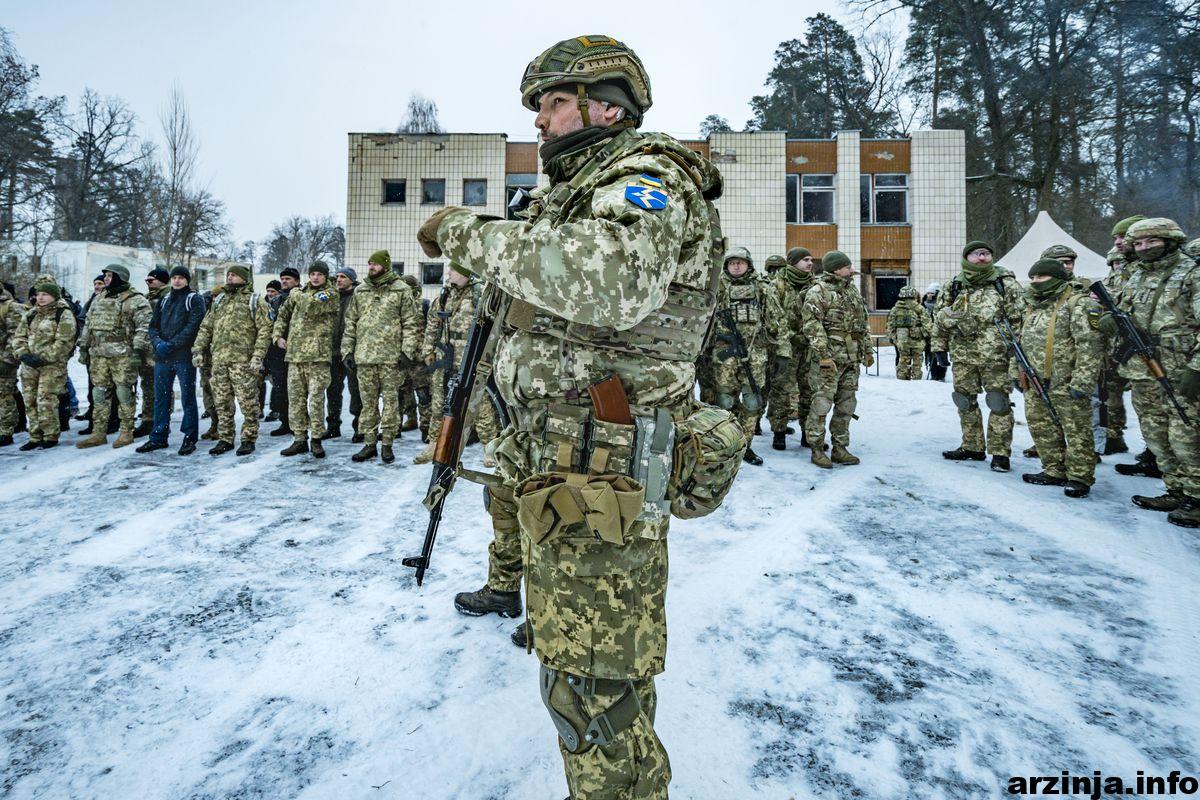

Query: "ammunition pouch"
(539, 665), (641, 754)
(669, 402), (749, 519)
(416, 386), (432, 406)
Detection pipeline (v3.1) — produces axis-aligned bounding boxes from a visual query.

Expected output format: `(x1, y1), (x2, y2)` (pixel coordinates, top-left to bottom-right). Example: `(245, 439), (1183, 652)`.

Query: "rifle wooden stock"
(433, 415), (459, 464)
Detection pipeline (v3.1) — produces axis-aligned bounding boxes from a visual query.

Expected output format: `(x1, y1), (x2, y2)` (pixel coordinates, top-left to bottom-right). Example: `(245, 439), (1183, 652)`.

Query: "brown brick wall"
(786, 141), (837, 173)
(861, 140), (910, 173)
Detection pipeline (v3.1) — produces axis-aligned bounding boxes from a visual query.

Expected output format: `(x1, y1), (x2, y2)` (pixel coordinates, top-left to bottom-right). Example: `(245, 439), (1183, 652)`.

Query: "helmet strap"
(576, 84), (591, 127)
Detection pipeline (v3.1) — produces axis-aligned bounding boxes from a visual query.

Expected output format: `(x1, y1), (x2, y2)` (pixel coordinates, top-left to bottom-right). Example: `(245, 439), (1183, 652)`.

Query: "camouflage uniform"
(192, 283), (272, 445)
(341, 269), (420, 447)
(0, 286), (24, 440)
(422, 277), (500, 447)
(77, 273), (152, 442)
(800, 260), (871, 452)
(1041, 244), (1091, 294)
(887, 286), (932, 380)
(397, 275), (427, 432)
(273, 279), (340, 440)
(1019, 275), (1103, 486)
(931, 254), (1025, 457)
(13, 296), (76, 443)
(424, 36), (723, 797)
(767, 262), (814, 434)
(1099, 249), (1132, 448)
(139, 284), (170, 426)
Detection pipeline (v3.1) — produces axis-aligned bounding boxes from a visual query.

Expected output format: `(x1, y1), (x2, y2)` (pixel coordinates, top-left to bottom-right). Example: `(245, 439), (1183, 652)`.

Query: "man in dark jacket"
(325, 266), (361, 440)
(137, 266), (206, 455)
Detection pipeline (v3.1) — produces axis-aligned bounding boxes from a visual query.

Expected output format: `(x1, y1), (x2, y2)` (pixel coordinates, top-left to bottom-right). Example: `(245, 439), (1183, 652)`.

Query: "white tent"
(997, 210), (1108, 281)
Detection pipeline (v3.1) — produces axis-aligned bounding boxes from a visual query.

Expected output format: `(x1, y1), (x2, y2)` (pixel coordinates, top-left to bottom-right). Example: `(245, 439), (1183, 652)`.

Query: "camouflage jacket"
(1113, 250), (1200, 379)
(342, 270), (420, 365)
(148, 284), (170, 312)
(193, 284), (272, 365)
(332, 286), (357, 357)
(0, 288), (24, 370)
(773, 267), (814, 356)
(1019, 285), (1103, 393)
(886, 299), (932, 345)
(422, 280), (481, 364)
(79, 287), (152, 359)
(14, 300), (77, 365)
(272, 280), (340, 363)
(931, 269), (1025, 364)
(710, 271), (789, 362)
(432, 127), (724, 413)
(801, 274), (871, 364)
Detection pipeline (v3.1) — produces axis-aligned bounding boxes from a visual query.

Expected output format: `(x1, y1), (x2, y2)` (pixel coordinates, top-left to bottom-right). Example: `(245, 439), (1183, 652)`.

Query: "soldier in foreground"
(418, 34), (729, 798)
(272, 260), (339, 458)
(887, 285), (931, 380)
(1099, 246), (1133, 455)
(768, 247), (816, 450)
(932, 242), (1025, 472)
(801, 250), (872, 468)
(13, 279), (75, 450)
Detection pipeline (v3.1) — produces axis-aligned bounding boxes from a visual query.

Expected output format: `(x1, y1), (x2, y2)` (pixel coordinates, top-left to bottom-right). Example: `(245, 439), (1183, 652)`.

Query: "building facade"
(346, 129), (966, 324)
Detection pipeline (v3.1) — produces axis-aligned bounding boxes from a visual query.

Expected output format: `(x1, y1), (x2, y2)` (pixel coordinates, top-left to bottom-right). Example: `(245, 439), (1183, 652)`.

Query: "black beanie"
(170, 266), (191, 283)
(280, 267), (301, 280)
(308, 260), (330, 277)
(147, 267), (171, 283)
(1028, 258), (1069, 281)
(266, 279), (282, 291)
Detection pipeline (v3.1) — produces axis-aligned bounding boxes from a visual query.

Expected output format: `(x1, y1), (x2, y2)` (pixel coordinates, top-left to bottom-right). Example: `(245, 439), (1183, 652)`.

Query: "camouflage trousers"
(0, 370), (17, 436)
(696, 356), (717, 406)
(356, 363), (400, 446)
(1131, 379), (1200, 498)
(805, 358), (860, 448)
(211, 361), (262, 443)
(200, 361), (215, 419)
(483, 482), (522, 593)
(950, 360), (1013, 456)
(398, 363), (425, 422)
(286, 361), (331, 439)
(91, 355), (138, 434)
(1098, 359), (1128, 439)
(895, 343), (925, 380)
(20, 364), (66, 443)
(139, 362), (154, 421)
(766, 346), (810, 432)
(1027, 390), (1095, 485)
(428, 367), (500, 445)
(711, 351), (767, 438)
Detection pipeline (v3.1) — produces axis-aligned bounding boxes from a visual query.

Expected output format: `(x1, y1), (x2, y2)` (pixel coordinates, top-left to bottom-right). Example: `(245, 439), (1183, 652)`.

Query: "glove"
(19, 353), (45, 368)
(418, 206), (467, 258)
(1179, 367), (1200, 401)
(397, 353), (413, 369)
(818, 357), (837, 377)
(129, 354), (143, 372)
(78, 349), (89, 367)
(772, 356), (791, 375)
(862, 350), (875, 368)
(192, 352), (204, 369)
(343, 354), (356, 371)
(249, 355), (264, 373)
(1097, 313), (1119, 338)
(154, 341), (171, 359)
(934, 351), (950, 368)
(1067, 387), (1090, 401)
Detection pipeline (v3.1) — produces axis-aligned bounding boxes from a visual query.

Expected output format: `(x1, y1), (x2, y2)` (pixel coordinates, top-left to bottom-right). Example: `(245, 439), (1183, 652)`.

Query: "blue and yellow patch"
(625, 174), (668, 210)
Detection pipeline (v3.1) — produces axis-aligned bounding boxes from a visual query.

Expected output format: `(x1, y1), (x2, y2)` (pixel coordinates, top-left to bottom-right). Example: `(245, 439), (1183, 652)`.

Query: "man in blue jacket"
(138, 266), (206, 455)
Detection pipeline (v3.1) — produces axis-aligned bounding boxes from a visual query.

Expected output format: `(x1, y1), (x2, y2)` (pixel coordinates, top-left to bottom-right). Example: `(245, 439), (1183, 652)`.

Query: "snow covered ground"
(2, 359), (1198, 799)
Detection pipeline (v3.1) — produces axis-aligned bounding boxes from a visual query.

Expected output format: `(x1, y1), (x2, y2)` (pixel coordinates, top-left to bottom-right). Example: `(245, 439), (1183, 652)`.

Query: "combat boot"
(811, 448), (832, 469)
(178, 438), (196, 456)
(1132, 490), (1183, 512)
(1063, 481), (1090, 498)
(990, 455), (1010, 472)
(772, 432), (787, 451)
(280, 437), (309, 457)
(201, 421), (219, 440)
(209, 440), (234, 456)
(1103, 435), (1128, 455)
(1022, 445), (1039, 458)
(310, 439), (326, 459)
(743, 447), (763, 466)
(754, 419), (763, 436)
(321, 427), (341, 441)
(236, 441), (255, 456)
(78, 423), (94, 435)
(269, 424), (291, 437)
(135, 440), (169, 453)
(401, 414), (419, 432)
(785, 425), (795, 435)
(76, 432), (108, 449)
(380, 444), (395, 464)
(351, 432), (365, 444)
(511, 621), (532, 649)
(132, 420), (153, 438)
(1115, 458), (1162, 478)
(19, 440), (41, 451)
(352, 442), (377, 462)
(0, 435), (12, 447)
(112, 428), (135, 448)
(942, 447), (986, 461)
(831, 445), (860, 465)
(1167, 499), (1200, 528)
(1022, 471), (1067, 486)
(800, 431), (810, 448)
(454, 585), (521, 618)
(412, 443), (434, 465)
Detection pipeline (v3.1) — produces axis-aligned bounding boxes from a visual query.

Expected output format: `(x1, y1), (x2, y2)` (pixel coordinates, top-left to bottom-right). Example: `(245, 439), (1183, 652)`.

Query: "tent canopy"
(997, 210), (1108, 281)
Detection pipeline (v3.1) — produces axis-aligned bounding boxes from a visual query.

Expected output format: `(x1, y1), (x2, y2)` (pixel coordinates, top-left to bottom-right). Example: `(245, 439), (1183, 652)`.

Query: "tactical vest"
(505, 132), (724, 363)
(891, 303), (920, 328)
(87, 290), (135, 334)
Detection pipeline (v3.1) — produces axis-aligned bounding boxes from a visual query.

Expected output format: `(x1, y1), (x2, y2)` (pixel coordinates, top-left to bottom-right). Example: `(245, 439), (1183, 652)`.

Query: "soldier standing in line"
(135, 267), (171, 437)
(192, 265), (272, 456)
(326, 266), (362, 441)
(265, 267), (299, 437)
(768, 247), (816, 450)
(886, 285), (931, 380)
(801, 250), (872, 468)
(341, 250), (420, 464)
(397, 273), (425, 437)
(76, 264), (152, 449)
(931, 241), (1025, 472)
(272, 260), (340, 458)
(1018, 259), (1103, 498)
(1039, 245), (1090, 293)
(0, 281), (24, 447)
(13, 279), (75, 450)
(1098, 246), (1133, 456)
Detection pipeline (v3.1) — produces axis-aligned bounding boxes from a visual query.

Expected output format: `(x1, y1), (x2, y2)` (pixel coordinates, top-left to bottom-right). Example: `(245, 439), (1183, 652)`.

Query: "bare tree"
(156, 85), (197, 265)
(260, 215), (344, 273)
(397, 93), (443, 134)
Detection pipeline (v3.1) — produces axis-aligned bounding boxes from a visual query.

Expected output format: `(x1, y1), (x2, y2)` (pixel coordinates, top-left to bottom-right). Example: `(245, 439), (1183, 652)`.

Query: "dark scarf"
(540, 125), (624, 183)
(781, 264), (813, 290)
(959, 258), (1003, 286)
(365, 269), (397, 288)
(1029, 278), (1068, 304)
(105, 277), (129, 297)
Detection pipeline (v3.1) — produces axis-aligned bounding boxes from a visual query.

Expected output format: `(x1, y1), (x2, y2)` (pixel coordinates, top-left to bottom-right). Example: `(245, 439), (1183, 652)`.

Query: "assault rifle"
(995, 316), (1063, 431)
(714, 307), (762, 407)
(1090, 280), (1190, 425)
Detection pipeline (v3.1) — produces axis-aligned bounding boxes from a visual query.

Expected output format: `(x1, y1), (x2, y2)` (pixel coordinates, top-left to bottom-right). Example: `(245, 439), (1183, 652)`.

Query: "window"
(463, 179), (488, 206)
(421, 262), (444, 285)
(786, 174), (835, 224)
(421, 179), (445, 205)
(874, 276), (908, 311)
(383, 179), (406, 205)
(506, 173), (538, 220)
(391, 262), (405, 276)
(859, 173), (908, 223)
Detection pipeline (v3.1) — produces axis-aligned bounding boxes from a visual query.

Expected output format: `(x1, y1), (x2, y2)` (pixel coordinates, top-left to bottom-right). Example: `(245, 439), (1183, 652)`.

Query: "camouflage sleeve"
(273, 292), (296, 341)
(433, 164), (690, 330)
(763, 283), (791, 361)
(47, 311), (77, 364)
(930, 290), (950, 351)
(400, 291), (420, 361)
(12, 310), (31, 358)
(129, 296), (152, 354)
(799, 285), (830, 359)
(1186, 269), (1200, 372)
(341, 294), (358, 358)
(1002, 276), (1026, 330)
(1069, 297), (1104, 392)
(886, 307), (897, 337)
(252, 298), (273, 360)
(420, 296), (441, 359)
(194, 309), (213, 353)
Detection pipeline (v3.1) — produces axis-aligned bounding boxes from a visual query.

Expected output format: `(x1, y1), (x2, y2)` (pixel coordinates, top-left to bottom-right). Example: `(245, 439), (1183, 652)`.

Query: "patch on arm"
(625, 174), (668, 210)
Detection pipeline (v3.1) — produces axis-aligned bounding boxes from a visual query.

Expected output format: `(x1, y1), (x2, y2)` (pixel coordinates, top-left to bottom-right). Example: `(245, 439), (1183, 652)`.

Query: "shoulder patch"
(625, 180), (668, 211)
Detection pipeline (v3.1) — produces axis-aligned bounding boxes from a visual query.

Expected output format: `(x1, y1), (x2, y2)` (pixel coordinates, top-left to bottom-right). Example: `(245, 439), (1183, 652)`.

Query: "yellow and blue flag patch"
(625, 174), (668, 210)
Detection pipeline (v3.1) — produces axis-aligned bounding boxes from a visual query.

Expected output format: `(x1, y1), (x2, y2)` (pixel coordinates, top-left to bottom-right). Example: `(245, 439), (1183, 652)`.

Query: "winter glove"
(861, 349), (875, 368)
(0, 360), (15, 377)
(397, 353), (413, 369)
(19, 353), (45, 368)
(128, 354), (143, 372)
(192, 352), (204, 369)
(818, 357), (837, 377)
(249, 355), (264, 374)
(343, 353), (356, 371)
(934, 351), (950, 369)
(1178, 367), (1200, 401)
(1096, 313), (1119, 338)
(772, 356), (791, 376)
(154, 341), (171, 359)
(418, 207), (460, 258)
(1068, 387), (1091, 401)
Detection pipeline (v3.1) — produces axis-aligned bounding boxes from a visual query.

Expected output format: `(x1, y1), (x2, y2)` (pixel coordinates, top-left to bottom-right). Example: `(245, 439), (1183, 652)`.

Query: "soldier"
(932, 241), (1025, 472)
(1186, 238), (1200, 259)
(413, 265), (501, 465)
(1098, 247), (1132, 455)
(341, 250), (419, 464)
(417, 34), (725, 798)
(326, 266), (362, 441)
(887, 285), (931, 380)
(1100, 218), (1200, 527)
(192, 265), (272, 456)
(135, 267), (171, 437)
(399, 273), (430, 440)
(265, 267), (299, 437)
(1112, 215), (1146, 262)
(1017, 259), (1103, 497)
(801, 250), (871, 468)
(707, 247), (786, 466)
(13, 279), (75, 450)
(1040, 244), (1089, 293)
(768, 248), (816, 450)
(0, 281), (24, 447)
(272, 260), (340, 458)
(198, 285), (221, 440)
(76, 264), (152, 449)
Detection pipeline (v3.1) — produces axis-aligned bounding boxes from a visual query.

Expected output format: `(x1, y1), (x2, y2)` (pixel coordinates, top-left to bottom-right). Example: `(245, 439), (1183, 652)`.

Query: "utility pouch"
(515, 472), (646, 546)
(668, 402), (749, 519)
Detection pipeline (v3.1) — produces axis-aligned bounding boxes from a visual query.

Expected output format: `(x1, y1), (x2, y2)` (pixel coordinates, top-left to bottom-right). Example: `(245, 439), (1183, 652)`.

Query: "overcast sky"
(8, 0), (863, 245)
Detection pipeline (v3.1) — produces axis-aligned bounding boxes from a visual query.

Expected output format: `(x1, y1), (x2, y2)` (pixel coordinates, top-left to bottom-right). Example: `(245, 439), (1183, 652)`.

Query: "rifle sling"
(1042, 287), (1073, 381)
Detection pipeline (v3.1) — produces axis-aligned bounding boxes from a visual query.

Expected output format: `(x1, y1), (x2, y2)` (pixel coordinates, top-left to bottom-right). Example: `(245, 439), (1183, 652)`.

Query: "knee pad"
(810, 396), (833, 418)
(715, 392), (735, 410)
(539, 665), (641, 755)
(92, 386), (109, 404)
(951, 391), (974, 411)
(116, 385), (134, 405)
(742, 392), (762, 413)
(985, 390), (1011, 414)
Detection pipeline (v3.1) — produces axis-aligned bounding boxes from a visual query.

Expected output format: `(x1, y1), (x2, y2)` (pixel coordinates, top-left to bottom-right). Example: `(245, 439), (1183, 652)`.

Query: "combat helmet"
(1126, 217), (1187, 243)
(1041, 244), (1077, 260)
(1184, 238), (1200, 259)
(1105, 247), (1127, 266)
(764, 254), (787, 273)
(898, 285), (918, 300)
(724, 246), (754, 270)
(521, 36), (652, 125)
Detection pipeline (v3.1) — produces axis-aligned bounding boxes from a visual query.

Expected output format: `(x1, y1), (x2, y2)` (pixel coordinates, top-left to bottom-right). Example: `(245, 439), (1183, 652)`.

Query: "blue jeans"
(151, 359), (198, 443)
